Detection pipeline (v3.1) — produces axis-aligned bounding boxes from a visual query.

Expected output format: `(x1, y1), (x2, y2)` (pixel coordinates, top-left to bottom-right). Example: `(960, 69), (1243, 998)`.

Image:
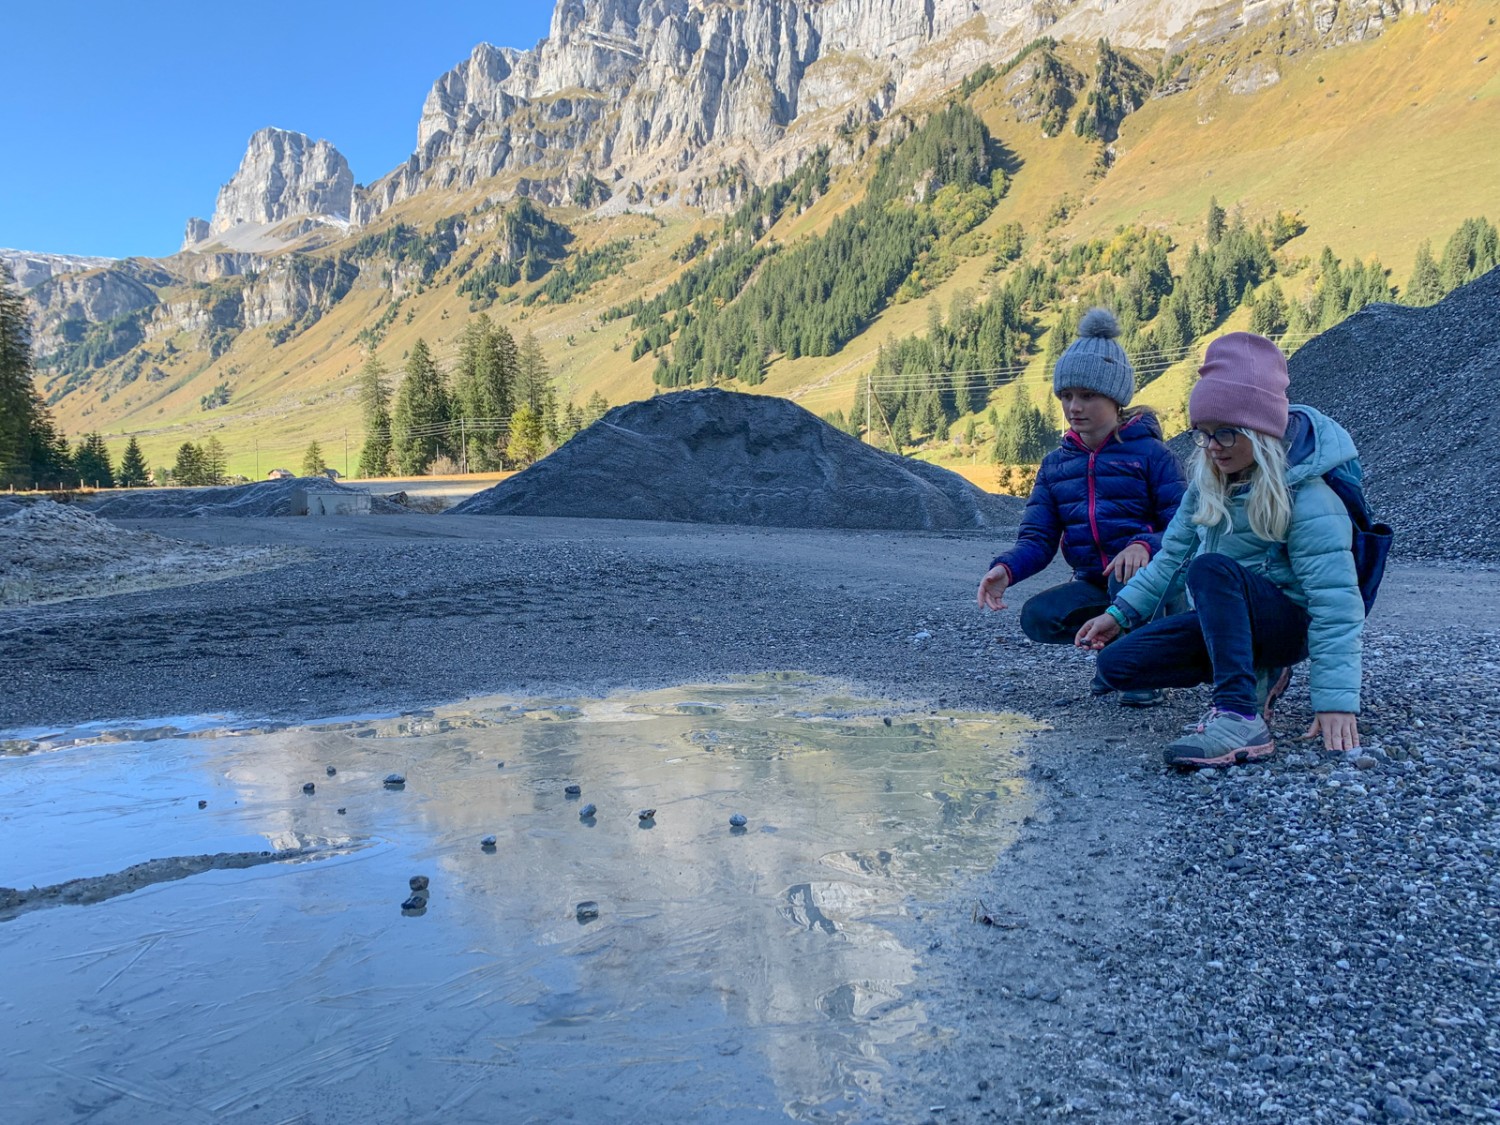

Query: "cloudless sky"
(2, 1), (558, 260)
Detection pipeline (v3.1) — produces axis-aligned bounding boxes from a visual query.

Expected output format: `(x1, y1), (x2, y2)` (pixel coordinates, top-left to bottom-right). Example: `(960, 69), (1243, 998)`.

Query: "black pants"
(1096, 554), (1310, 715)
(1019, 577), (1118, 645)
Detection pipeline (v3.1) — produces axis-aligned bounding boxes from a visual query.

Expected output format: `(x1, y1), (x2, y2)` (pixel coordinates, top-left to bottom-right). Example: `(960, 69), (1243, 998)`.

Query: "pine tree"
(450, 316), (517, 470)
(73, 433), (115, 488)
(174, 442), (207, 486)
(505, 404), (546, 467)
(1206, 197), (1227, 246)
(24, 389), (71, 488)
(584, 390), (610, 426)
(202, 436), (227, 484)
(392, 338), (450, 475)
(515, 332), (552, 415)
(301, 441), (327, 477)
(0, 264), (37, 486)
(1404, 241), (1443, 306)
(356, 353), (394, 478)
(1249, 280), (1289, 336)
(117, 436), (148, 487)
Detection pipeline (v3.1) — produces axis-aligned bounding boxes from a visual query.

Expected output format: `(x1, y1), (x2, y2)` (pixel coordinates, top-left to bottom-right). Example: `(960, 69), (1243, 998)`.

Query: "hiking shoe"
(1257, 666), (1293, 724)
(1163, 711), (1274, 770)
(1120, 688), (1167, 708)
(1182, 709), (1212, 734)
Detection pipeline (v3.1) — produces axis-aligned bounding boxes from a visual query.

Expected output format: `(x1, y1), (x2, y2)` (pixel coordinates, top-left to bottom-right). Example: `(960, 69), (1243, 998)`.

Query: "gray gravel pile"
(1161, 268), (1500, 562)
(1286, 267), (1500, 562)
(449, 387), (1022, 530)
(83, 477), (407, 518)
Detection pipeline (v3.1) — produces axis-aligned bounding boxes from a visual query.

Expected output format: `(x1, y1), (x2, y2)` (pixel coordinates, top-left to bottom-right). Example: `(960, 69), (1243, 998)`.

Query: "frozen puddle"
(0, 675), (1040, 1123)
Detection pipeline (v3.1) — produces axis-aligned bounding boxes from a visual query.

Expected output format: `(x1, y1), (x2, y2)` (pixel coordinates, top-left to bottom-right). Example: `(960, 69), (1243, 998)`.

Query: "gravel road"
(4, 513), (1496, 1122)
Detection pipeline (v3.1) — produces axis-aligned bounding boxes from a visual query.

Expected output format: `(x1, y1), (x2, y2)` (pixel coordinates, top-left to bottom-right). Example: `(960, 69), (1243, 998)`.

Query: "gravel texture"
(3, 514), (1496, 1122)
(1167, 268), (1500, 564)
(1285, 268), (1500, 563)
(0, 500), (291, 605)
(450, 387), (1022, 530)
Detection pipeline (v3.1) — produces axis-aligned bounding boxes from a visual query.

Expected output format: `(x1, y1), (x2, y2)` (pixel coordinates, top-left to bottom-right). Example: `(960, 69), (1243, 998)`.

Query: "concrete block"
(291, 489), (370, 517)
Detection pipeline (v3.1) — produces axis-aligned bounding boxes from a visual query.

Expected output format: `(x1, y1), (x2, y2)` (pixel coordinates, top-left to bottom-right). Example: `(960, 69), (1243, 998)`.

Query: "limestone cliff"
(182, 0), (1433, 243)
(184, 128), (354, 252)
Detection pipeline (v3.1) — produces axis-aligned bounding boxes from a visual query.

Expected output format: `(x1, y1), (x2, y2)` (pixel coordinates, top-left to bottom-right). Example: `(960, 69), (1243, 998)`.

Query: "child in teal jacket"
(1076, 332), (1364, 768)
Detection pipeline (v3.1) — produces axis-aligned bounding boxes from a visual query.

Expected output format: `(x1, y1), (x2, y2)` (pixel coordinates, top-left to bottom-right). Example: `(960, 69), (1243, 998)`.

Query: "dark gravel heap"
(1168, 268), (1500, 562)
(83, 477), (406, 518)
(449, 387), (1021, 530)
(1286, 267), (1500, 562)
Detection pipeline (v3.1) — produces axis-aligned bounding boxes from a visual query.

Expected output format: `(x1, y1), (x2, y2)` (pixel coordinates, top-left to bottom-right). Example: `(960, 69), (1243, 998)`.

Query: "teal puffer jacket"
(1112, 405), (1364, 714)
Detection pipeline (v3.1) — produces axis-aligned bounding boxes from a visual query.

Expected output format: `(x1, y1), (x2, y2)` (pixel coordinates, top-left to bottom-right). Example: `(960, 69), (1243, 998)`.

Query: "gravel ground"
(3, 513), (1496, 1122)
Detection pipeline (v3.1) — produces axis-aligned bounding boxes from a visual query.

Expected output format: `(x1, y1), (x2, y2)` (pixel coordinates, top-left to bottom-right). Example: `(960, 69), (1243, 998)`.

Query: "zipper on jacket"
(1087, 449), (1107, 569)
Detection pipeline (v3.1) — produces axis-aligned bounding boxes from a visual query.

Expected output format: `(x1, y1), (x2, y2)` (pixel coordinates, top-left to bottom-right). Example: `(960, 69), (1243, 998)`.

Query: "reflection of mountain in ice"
(0, 675), (1038, 1123)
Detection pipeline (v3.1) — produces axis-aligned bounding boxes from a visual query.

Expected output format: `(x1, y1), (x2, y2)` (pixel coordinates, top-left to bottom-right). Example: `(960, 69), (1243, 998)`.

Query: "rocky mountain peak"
(184, 127), (354, 252)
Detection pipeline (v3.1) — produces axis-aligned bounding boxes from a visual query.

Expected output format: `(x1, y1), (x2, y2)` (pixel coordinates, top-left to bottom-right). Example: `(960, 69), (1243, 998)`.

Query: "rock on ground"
(450, 387), (1022, 530)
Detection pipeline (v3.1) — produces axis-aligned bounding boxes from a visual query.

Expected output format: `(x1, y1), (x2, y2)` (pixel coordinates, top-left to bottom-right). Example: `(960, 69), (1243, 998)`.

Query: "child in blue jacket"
(977, 308), (1186, 705)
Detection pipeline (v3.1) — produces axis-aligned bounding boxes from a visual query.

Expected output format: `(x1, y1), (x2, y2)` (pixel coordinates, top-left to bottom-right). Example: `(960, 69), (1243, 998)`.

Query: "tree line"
(354, 315), (610, 478)
(854, 208), (1497, 468)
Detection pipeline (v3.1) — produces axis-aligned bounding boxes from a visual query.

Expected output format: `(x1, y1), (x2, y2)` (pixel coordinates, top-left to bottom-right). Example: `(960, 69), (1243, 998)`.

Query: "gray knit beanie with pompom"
(1052, 307), (1135, 407)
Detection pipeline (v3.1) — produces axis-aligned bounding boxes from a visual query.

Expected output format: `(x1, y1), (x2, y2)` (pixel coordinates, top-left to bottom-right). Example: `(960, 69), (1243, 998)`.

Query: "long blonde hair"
(1191, 428), (1293, 542)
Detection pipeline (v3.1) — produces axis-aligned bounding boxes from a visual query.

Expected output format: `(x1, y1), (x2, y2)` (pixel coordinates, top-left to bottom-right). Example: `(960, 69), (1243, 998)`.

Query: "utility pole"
(460, 419), (468, 474)
(865, 378), (872, 445)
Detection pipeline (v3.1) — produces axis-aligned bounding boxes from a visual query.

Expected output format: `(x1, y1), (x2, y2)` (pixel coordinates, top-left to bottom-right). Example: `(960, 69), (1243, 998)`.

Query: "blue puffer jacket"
(1112, 405), (1364, 713)
(990, 410), (1187, 585)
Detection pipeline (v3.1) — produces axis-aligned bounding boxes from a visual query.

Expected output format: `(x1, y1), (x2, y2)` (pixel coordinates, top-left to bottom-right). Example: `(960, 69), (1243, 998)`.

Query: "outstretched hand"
(1105, 542), (1151, 583)
(1303, 712), (1360, 752)
(977, 565), (1011, 611)
(1074, 613), (1121, 651)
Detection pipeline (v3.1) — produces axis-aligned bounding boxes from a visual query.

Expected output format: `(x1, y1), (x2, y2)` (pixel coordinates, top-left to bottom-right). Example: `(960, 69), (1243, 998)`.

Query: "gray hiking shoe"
(1163, 711), (1274, 769)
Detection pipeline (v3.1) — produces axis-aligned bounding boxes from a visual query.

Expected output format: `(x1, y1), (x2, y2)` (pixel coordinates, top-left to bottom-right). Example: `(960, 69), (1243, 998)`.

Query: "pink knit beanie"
(1189, 332), (1290, 438)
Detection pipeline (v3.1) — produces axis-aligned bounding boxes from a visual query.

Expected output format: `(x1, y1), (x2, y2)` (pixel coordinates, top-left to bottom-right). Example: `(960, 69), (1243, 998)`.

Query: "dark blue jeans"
(1096, 553), (1310, 716)
(1019, 576), (1117, 645)
(1020, 574), (1186, 646)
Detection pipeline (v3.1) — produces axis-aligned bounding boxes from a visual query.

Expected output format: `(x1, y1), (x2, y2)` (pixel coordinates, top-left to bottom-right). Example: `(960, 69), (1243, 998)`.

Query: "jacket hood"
(1284, 404), (1358, 485)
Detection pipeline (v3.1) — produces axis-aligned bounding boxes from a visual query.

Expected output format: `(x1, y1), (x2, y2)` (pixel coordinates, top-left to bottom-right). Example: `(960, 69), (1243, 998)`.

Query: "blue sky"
(3, 1), (558, 260)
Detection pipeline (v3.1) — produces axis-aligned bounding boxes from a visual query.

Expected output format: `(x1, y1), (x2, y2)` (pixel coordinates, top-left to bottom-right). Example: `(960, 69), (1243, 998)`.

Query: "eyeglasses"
(1192, 427), (1241, 449)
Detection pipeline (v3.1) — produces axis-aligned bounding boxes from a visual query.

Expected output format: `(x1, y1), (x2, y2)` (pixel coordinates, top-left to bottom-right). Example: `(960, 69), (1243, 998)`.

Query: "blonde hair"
(1191, 428), (1293, 542)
